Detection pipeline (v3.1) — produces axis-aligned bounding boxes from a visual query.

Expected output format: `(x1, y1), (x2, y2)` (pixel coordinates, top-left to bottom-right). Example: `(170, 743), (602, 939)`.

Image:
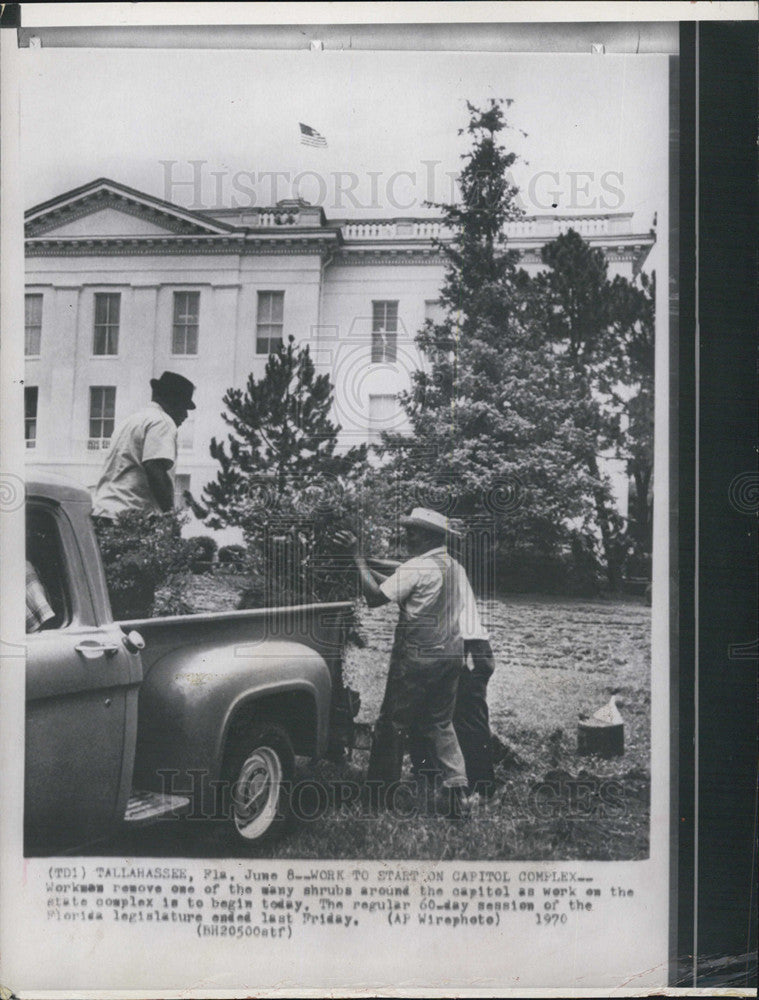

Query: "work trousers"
(453, 640), (497, 796)
(410, 639), (497, 797)
(367, 653), (468, 790)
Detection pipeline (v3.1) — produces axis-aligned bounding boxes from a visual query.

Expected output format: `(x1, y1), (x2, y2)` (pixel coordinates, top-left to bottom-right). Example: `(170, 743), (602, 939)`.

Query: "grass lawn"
(182, 575), (651, 862)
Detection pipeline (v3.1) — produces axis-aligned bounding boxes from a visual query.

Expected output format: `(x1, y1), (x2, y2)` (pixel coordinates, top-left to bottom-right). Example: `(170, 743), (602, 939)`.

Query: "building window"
(88, 386), (116, 448)
(256, 291), (284, 354)
(368, 394), (398, 446)
(174, 473), (191, 510)
(25, 386), (38, 449)
(424, 299), (445, 326)
(371, 301), (398, 363)
(172, 291), (200, 355)
(93, 293), (120, 355)
(25, 294), (43, 356)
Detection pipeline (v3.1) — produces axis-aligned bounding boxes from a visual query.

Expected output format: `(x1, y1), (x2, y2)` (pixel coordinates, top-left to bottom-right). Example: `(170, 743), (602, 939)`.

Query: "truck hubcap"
(232, 747), (283, 840)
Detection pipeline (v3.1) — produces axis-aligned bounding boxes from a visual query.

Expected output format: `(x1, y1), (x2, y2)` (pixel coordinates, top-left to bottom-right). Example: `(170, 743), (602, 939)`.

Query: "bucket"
(577, 718), (624, 758)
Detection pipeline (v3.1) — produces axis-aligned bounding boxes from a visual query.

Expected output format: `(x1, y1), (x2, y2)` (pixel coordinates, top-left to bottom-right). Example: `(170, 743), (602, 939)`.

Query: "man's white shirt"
(379, 546), (489, 640)
(92, 401), (177, 518)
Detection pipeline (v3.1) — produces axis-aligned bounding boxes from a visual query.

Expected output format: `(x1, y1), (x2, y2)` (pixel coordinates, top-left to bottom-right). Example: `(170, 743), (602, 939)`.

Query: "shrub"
(218, 543), (246, 569)
(230, 475), (364, 644)
(93, 509), (194, 619)
(494, 536), (602, 597)
(187, 535), (218, 574)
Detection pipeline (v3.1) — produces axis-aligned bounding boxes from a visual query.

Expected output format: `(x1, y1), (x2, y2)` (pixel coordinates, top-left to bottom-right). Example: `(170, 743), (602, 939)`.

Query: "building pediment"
(25, 178), (235, 239)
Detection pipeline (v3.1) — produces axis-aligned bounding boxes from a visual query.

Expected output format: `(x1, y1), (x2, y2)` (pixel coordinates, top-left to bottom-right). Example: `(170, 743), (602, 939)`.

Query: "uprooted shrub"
(229, 476), (365, 646)
(92, 509), (194, 619)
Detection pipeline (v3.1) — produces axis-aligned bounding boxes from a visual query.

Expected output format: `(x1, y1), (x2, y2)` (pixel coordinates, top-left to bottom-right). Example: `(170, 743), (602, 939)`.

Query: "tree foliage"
(380, 100), (601, 592)
(203, 336), (367, 529)
(202, 336), (367, 613)
(527, 231), (655, 585)
(380, 99), (655, 592)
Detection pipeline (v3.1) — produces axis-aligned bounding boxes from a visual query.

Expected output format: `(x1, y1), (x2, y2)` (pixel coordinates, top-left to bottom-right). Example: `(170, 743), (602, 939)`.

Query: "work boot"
(435, 784), (472, 820)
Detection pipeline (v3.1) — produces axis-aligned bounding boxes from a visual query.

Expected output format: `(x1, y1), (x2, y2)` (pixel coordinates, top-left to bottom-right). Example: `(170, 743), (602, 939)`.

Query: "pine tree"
(381, 100), (600, 591)
(611, 270), (655, 576)
(203, 336), (367, 530)
(528, 230), (655, 586)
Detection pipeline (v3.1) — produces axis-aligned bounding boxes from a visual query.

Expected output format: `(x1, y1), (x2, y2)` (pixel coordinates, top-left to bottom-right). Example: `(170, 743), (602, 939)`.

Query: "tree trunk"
(587, 453), (623, 591)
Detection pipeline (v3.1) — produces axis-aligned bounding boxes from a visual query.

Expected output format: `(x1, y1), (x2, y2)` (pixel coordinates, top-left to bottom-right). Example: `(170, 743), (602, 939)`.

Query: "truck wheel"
(224, 722), (295, 845)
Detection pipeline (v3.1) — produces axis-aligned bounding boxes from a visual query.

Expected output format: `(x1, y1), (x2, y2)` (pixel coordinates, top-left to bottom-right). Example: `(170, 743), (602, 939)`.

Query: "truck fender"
(132, 639), (332, 793)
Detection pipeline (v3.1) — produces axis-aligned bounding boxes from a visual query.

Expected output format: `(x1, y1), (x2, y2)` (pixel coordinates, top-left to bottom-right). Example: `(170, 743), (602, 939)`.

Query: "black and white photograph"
(1, 4), (756, 996)
(19, 21), (666, 864)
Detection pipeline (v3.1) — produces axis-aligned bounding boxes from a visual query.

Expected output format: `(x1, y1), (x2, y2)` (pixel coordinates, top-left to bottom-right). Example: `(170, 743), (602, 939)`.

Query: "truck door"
(25, 500), (142, 853)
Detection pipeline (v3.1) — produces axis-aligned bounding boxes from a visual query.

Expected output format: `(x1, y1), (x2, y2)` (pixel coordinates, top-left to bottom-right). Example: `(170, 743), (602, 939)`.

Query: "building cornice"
(25, 232), (342, 258)
(24, 178), (655, 272)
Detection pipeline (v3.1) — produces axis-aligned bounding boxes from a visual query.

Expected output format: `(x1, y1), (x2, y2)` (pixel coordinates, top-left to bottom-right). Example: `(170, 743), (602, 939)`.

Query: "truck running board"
(124, 790), (191, 826)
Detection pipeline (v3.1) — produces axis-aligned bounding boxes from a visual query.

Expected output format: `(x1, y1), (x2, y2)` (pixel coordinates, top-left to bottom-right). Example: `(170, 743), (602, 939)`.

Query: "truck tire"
(223, 721), (295, 846)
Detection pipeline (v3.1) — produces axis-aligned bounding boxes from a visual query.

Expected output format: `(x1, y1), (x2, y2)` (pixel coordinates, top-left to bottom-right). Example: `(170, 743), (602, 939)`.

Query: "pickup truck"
(25, 473), (357, 855)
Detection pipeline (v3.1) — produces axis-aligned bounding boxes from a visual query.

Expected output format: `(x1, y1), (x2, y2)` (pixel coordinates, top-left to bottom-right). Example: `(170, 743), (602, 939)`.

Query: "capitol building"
(24, 177), (655, 517)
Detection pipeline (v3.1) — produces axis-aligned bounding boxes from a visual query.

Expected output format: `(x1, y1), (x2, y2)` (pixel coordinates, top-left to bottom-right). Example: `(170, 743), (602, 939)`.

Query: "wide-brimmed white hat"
(399, 507), (460, 537)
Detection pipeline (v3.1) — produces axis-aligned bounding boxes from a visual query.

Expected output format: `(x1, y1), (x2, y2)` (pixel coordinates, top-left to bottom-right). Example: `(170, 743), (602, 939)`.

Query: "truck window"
(26, 507), (70, 631)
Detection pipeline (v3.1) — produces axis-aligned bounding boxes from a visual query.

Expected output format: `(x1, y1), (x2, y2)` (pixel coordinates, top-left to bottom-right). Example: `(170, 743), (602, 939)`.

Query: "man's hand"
(333, 529), (359, 556)
(332, 529), (389, 608)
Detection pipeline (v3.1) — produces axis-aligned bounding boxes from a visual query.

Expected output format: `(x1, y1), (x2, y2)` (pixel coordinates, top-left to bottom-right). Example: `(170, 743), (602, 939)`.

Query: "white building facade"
(24, 178), (654, 512)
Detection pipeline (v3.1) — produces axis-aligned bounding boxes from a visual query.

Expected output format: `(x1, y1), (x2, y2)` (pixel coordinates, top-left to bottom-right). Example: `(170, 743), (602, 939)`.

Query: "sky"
(19, 46), (669, 235)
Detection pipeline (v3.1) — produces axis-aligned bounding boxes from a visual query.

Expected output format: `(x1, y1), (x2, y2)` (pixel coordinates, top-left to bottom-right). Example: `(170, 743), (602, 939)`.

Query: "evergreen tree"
(203, 336), (367, 530)
(528, 230), (655, 585)
(611, 270), (655, 575)
(381, 100), (600, 592)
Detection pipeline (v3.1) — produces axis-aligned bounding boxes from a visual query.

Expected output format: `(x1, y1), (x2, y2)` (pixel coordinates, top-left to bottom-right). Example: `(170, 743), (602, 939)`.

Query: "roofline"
(26, 181), (643, 233)
(329, 210), (637, 227)
(24, 177), (237, 235)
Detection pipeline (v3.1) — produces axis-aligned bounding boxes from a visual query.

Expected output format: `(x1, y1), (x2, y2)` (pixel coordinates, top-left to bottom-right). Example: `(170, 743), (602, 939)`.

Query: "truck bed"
(122, 601), (355, 794)
(120, 600), (353, 676)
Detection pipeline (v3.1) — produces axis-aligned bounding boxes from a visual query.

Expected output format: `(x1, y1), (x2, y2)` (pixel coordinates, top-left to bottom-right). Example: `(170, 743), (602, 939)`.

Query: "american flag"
(299, 122), (327, 148)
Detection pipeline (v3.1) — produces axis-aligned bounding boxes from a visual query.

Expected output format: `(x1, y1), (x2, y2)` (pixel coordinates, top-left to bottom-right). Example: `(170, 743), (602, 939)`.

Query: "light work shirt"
(92, 401), (177, 519)
(379, 546), (488, 640)
(380, 545), (490, 640)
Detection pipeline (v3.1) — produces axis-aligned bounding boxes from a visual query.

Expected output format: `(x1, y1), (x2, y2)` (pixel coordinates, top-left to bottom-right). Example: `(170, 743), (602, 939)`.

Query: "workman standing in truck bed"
(92, 370), (196, 521)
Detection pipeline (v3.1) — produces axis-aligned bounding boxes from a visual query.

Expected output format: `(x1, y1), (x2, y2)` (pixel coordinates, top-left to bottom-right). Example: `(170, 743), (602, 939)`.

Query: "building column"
(46, 286), (80, 461)
(128, 285), (159, 414)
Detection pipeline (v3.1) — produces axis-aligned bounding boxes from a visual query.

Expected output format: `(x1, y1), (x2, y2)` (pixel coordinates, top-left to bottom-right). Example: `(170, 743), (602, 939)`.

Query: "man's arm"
(333, 530), (390, 608)
(182, 489), (208, 520)
(143, 458), (174, 513)
(26, 562), (55, 633)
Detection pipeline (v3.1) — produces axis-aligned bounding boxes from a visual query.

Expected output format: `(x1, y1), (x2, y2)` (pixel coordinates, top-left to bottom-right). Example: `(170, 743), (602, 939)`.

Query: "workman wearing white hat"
(335, 508), (471, 818)
(366, 528), (498, 799)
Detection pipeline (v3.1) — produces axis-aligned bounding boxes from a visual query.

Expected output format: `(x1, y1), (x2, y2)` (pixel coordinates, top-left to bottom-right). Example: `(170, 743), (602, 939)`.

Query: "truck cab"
(25, 475), (143, 852)
(24, 474), (356, 854)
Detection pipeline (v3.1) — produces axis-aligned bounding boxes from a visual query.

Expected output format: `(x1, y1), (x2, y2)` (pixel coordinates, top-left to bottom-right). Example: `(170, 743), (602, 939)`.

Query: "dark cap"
(150, 371), (196, 409)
